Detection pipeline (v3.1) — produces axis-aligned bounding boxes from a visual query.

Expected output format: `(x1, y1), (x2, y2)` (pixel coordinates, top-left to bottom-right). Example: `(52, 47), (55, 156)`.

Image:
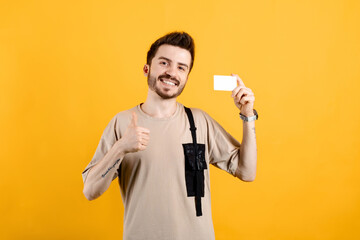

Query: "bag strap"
(184, 106), (203, 216)
(184, 107), (197, 146)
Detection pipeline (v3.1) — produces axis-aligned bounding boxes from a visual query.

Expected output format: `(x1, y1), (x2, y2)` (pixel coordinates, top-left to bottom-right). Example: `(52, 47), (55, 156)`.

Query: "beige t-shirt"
(82, 102), (242, 240)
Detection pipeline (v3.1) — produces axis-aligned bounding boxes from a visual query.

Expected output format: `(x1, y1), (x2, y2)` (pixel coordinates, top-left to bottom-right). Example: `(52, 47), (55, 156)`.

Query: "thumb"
(232, 73), (245, 87)
(130, 112), (138, 127)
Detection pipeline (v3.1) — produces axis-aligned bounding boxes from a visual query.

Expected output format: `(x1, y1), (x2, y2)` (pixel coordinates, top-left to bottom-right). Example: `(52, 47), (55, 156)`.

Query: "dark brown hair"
(146, 31), (195, 72)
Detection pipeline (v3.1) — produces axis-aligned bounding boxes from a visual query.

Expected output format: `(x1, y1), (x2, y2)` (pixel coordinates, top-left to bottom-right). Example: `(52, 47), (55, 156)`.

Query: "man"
(82, 31), (257, 240)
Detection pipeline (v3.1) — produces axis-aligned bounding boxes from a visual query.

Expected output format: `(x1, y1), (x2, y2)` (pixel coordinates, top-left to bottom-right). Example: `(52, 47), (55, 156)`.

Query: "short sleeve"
(202, 111), (242, 178)
(82, 115), (119, 183)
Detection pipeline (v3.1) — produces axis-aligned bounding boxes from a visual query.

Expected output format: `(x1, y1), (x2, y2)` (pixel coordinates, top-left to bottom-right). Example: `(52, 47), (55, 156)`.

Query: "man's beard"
(147, 72), (186, 99)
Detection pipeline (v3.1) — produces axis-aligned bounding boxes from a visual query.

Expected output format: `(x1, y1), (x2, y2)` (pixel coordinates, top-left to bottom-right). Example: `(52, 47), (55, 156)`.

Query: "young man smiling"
(82, 31), (257, 240)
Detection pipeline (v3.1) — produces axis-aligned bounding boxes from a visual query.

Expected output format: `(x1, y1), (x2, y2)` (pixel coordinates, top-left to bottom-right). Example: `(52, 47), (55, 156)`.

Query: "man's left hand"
(231, 74), (255, 116)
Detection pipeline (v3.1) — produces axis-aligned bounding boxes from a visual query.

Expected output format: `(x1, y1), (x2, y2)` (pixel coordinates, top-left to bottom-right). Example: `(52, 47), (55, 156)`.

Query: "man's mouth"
(159, 78), (179, 86)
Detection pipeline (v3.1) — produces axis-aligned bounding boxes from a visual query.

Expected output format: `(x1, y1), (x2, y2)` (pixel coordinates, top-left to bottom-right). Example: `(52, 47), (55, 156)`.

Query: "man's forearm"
(239, 121), (257, 181)
(83, 141), (125, 200)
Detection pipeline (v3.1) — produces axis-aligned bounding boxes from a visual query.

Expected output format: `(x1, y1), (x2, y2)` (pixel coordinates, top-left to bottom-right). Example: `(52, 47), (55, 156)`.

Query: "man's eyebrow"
(158, 56), (189, 69)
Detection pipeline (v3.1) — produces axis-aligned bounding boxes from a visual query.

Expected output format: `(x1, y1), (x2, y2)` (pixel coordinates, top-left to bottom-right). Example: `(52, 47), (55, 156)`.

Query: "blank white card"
(213, 75), (237, 91)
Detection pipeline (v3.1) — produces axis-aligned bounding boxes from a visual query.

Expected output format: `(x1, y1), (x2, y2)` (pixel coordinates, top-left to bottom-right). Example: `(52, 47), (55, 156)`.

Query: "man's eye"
(178, 66), (185, 71)
(160, 61), (167, 65)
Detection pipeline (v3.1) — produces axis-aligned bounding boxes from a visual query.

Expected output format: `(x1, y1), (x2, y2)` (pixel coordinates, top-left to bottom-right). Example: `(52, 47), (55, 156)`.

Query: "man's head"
(144, 32), (195, 99)
(146, 31), (195, 72)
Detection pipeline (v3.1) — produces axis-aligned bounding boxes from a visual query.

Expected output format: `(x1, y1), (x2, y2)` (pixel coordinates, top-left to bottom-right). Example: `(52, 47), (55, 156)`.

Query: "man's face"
(145, 44), (192, 99)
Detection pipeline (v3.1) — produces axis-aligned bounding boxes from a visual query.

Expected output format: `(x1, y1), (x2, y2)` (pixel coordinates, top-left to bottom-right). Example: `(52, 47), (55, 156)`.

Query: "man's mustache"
(158, 74), (180, 86)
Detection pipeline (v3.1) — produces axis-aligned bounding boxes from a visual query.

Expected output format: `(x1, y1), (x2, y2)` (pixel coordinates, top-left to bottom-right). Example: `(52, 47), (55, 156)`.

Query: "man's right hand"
(119, 112), (150, 153)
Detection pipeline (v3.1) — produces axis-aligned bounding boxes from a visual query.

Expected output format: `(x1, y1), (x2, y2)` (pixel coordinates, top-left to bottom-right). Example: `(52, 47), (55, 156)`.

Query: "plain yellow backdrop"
(1, 0), (360, 239)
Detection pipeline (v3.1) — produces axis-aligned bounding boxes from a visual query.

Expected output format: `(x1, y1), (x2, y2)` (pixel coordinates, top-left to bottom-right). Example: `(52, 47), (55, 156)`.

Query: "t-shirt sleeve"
(202, 111), (242, 178)
(82, 115), (119, 184)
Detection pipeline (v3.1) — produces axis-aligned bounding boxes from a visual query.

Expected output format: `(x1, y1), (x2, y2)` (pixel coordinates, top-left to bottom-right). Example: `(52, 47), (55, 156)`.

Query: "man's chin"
(155, 88), (183, 99)
(157, 91), (178, 99)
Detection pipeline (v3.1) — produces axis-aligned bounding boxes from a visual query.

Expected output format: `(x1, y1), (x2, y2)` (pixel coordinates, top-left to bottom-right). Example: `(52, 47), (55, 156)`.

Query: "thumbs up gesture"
(121, 112), (150, 153)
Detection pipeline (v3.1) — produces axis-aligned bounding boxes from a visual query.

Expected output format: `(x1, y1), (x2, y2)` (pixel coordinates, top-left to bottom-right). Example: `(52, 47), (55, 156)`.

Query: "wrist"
(240, 111), (254, 117)
(114, 139), (128, 155)
(239, 109), (258, 122)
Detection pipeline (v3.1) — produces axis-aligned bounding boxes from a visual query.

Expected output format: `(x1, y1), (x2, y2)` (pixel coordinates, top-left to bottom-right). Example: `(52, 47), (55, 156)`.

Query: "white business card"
(214, 75), (237, 91)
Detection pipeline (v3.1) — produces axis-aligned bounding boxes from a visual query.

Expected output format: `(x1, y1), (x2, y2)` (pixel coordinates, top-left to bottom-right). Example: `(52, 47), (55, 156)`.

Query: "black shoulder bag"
(183, 107), (207, 217)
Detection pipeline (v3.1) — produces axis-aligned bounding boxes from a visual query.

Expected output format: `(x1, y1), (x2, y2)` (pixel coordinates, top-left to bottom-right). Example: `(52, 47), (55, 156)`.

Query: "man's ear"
(143, 64), (149, 77)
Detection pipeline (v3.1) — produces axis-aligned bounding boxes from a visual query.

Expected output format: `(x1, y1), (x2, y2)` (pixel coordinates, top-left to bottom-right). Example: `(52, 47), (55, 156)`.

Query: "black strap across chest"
(184, 106), (204, 217)
(185, 107), (198, 146)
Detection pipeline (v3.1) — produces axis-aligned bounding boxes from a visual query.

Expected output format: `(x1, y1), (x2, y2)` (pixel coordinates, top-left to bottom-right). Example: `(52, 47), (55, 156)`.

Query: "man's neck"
(141, 91), (178, 118)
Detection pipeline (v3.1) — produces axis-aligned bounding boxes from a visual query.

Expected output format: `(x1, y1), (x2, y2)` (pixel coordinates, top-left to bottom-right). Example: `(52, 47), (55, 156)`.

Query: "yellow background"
(1, 0), (360, 239)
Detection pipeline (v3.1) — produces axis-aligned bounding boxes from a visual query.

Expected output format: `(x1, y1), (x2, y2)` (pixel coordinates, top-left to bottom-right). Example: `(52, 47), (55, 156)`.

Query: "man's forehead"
(154, 44), (191, 65)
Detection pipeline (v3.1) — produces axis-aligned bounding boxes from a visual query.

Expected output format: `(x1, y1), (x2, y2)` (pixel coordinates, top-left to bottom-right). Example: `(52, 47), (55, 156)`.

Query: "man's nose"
(165, 65), (177, 78)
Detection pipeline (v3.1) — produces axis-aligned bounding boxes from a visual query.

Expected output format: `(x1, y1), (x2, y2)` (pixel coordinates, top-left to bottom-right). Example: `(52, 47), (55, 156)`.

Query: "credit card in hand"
(214, 75), (237, 91)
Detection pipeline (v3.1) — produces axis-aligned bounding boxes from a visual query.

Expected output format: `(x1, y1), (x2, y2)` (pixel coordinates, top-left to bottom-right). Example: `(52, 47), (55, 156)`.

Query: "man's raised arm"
(231, 74), (257, 182)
